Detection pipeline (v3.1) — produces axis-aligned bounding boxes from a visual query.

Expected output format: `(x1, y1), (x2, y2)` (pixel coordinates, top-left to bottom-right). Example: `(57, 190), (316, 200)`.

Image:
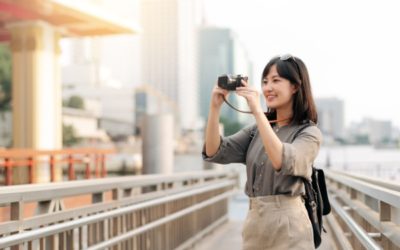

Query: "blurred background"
(2, 1), (400, 249)
(1, 0), (400, 182)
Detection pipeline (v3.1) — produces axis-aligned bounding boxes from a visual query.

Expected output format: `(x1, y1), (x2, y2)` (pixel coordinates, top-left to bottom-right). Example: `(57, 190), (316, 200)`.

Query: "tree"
(220, 116), (243, 136)
(354, 134), (370, 145)
(66, 95), (85, 109)
(0, 45), (11, 111)
(62, 123), (81, 147)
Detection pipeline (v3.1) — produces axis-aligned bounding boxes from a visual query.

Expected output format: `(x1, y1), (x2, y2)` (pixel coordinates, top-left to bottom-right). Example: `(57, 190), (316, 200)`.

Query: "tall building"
(60, 0), (140, 137)
(62, 85), (135, 137)
(198, 27), (253, 125)
(348, 118), (393, 145)
(315, 97), (345, 139)
(141, 0), (200, 131)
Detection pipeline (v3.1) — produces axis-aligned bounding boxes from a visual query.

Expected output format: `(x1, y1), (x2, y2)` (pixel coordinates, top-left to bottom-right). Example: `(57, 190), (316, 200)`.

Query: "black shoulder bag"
(293, 125), (331, 249)
(303, 166), (331, 248)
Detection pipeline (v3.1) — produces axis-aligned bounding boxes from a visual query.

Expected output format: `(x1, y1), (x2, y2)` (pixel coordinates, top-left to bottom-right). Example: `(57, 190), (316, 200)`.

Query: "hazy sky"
(203, 0), (400, 127)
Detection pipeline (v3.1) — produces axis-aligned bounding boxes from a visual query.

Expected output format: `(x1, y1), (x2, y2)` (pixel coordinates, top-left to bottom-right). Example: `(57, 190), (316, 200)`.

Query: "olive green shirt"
(202, 121), (322, 197)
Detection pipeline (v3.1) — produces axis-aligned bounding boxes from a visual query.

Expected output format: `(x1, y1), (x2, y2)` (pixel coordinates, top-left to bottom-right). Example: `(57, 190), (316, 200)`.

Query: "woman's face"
(262, 64), (297, 110)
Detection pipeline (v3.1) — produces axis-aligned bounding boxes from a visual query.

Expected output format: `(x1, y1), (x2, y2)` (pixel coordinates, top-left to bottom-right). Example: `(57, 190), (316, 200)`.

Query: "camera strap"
(222, 95), (293, 124)
(222, 95), (253, 114)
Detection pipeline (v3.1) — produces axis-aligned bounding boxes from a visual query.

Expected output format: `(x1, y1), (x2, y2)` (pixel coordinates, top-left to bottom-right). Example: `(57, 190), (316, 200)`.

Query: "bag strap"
(292, 120), (315, 141)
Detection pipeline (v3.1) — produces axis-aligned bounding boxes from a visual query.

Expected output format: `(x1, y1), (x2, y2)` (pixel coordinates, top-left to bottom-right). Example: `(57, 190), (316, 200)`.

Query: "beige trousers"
(242, 194), (314, 250)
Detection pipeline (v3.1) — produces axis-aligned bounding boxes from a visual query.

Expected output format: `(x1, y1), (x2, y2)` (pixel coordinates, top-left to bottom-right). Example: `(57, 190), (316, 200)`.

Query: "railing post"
(10, 201), (23, 250)
(68, 154), (75, 180)
(112, 188), (122, 250)
(50, 155), (55, 182)
(95, 154), (100, 178)
(85, 154), (91, 179)
(28, 156), (35, 184)
(101, 154), (107, 177)
(5, 157), (12, 185)
(379, 201), (391, 222)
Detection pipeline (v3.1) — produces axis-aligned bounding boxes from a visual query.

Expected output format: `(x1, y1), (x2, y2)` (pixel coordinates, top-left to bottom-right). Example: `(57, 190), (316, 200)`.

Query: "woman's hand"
(210, 85), (229, 110)
(236, 80), (263, 115)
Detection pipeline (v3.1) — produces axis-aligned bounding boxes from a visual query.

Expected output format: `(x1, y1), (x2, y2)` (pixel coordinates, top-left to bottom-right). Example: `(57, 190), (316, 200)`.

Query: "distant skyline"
(203, 0), (400, 127)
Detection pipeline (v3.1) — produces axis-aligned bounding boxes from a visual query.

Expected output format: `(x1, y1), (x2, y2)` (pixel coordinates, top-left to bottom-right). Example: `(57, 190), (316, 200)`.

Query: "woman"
(202, 54), (322, 249)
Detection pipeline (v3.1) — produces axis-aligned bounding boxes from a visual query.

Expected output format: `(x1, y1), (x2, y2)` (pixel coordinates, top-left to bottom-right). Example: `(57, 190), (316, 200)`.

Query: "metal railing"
(325, 169), (400, 250)
(0, 169), (239, 249)
(0, 148), (115, 185)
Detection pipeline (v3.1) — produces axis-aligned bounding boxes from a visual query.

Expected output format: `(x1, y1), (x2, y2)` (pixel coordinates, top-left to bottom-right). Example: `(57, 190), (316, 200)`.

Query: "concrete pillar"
(142, 114), (174, 174)
(7, 21), (62, 183)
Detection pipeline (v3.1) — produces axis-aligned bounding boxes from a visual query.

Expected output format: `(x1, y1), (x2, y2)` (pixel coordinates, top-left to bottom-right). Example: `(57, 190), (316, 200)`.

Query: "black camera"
(217, 74), (248, 91)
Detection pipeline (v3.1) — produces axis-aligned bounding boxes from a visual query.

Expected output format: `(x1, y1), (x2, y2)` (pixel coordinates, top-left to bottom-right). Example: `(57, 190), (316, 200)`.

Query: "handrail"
(0, 180), (236, 249)
(330, 187), (400, 247)
(0, 169), (236, 204)
(88, 190), (235, 250)
(325, 169), (400, 249)
(329, 169), (400, 192)
(330, 196), (382, 250)
(325, 171), (400, 208)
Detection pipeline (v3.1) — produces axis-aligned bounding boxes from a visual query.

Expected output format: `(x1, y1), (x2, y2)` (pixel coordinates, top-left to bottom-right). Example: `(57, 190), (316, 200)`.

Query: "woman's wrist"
(253, 109), (265, 117)
(209, 104), (222, 113)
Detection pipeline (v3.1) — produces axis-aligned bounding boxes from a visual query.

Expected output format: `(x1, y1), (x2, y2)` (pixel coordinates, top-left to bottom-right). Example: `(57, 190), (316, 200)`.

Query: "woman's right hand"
(210, 85), (229, 109)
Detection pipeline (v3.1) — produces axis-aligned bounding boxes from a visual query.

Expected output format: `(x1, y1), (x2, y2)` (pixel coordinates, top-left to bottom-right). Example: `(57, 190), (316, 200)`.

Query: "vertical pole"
(85, 154), (91, 179)
(5, 157), (12, 185)
(8, 21), (63, 184)
(95, 154), (100, 178)
(101, 154), (106, 177)
(28, 156), (35, 184)
(50, 155), (55, 182)
(10, 201), (23, 250)
(68, 154), (75, 180)
(142, 114), (174, 174)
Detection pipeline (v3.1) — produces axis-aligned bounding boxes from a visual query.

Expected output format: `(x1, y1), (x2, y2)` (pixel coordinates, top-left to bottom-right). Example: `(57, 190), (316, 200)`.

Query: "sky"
(203, 0), (400, 127)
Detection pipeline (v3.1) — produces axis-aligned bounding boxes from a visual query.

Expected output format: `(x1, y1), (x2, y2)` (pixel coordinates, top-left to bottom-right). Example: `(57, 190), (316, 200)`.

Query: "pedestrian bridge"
(0, 169), (399, 249)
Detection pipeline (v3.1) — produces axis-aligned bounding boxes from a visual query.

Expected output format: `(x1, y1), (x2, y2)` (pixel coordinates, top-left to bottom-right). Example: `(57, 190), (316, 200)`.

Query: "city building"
(140, 0), (200, 131)
(198, 27), (253, 125)
(63, 85), (135, 137)
(347, 118), (393, 145)
(315, 97), (345, 139)
(62, 107), (109, 144)
(61, 36), (137, 131)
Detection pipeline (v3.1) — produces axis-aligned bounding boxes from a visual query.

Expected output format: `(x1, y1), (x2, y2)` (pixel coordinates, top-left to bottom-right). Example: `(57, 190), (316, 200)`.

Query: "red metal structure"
(0, 148), (114, 185)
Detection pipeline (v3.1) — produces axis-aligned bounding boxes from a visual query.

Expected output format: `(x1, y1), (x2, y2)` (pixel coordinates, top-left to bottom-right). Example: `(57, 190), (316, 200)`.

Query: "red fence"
(0, 148), (115, 185)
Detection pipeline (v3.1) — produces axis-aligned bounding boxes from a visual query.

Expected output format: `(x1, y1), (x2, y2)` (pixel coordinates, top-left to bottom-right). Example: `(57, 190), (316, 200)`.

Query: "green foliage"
(354, 134), (370, 145)
(0, 45), (11, 111)
(220, 116), (243, 136)
(62, 123), (81, 147)
(64, 95), (85, 109)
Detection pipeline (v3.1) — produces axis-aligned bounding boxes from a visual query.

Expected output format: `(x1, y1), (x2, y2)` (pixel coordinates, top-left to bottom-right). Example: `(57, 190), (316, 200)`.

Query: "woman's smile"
(266, 94), (277, 102)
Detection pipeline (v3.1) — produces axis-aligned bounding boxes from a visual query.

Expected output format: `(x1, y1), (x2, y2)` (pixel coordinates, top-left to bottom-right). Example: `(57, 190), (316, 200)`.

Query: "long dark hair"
(262, 56), (318, 125)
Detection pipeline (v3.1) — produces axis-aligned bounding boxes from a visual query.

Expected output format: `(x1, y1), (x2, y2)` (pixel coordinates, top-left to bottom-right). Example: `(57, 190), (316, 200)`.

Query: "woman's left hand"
(236, 80), (264, 115)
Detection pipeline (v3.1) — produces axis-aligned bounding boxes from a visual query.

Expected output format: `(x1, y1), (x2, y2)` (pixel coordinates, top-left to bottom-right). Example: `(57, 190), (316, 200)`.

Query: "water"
(174, 146), (400, 232)
(316, 145), (400, 181)
(174, 145), (400, 183)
